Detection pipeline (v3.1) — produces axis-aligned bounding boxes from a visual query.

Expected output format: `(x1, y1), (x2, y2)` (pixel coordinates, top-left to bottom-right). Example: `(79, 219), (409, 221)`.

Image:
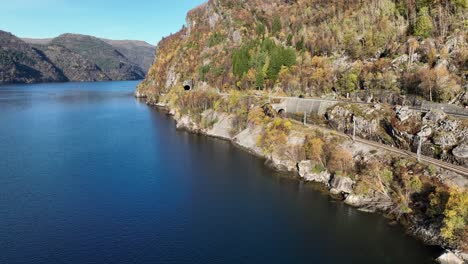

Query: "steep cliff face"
(138, 0), (466, 105)
(0, 31), (67, 84)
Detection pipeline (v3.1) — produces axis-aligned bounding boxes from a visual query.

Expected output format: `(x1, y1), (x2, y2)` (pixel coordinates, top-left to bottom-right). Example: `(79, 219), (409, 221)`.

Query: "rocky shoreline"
(137, 92), (466, 264)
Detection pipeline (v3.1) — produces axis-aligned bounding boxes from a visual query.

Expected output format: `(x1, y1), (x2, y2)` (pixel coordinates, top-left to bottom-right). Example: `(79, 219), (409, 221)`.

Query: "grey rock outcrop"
(396, 106), (412, 122)
(436, 251), (465, 264)
(297, 161), (331, 184)
(453, 143), (468, 159)
(330, 175), (355, 195)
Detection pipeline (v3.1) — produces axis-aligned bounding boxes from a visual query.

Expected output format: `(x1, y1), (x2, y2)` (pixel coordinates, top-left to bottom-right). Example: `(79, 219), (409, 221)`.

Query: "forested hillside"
(139, 0), (467, 105)
(0, 31), (155, 84)
(49, 34), (146, 81)
(0, 31), (67, 84)
(137, 0), (468, 258)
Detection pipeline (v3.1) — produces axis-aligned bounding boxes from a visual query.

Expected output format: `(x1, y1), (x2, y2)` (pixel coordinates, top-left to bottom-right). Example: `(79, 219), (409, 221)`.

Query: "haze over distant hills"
(0, 30), (155, 85)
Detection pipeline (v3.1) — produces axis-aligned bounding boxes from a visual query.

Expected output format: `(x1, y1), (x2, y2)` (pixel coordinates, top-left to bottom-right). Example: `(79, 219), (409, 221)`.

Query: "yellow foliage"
(247, 107), (267, 126)
(257, 118), (292, 154)
(441, 188), (468, 242)
(304, 136), (324, 164)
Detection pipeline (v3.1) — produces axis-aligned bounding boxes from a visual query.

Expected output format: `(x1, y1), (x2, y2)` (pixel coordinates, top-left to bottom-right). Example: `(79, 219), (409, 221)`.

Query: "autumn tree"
(304, 136), (325, 165)
(418, 65), (461, 102)
(441, 188), (468, 244)
(327, 147), (354, 174)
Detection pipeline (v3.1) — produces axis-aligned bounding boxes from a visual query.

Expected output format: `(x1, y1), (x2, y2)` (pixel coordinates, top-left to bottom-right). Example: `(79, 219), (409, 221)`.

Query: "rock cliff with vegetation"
(137, 0), (467, 261)
(138, 0), (467, 105)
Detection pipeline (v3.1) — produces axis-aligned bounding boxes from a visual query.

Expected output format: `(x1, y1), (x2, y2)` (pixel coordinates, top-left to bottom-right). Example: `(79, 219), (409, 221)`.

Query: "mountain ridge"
(0, 30), (156, 85)
(22, 34), (155, 73)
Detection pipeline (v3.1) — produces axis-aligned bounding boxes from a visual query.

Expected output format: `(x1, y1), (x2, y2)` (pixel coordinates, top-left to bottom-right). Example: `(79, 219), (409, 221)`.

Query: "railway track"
(356, 137), (468, 177)
(220, 92), (468, 176)
(301, 121), (468, 177)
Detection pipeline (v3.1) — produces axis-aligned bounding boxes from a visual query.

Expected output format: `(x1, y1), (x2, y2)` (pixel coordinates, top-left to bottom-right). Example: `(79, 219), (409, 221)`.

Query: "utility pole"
(353, 117), (356, 142)
(303, 111), (307, 125)
(417, 136), (423, 162)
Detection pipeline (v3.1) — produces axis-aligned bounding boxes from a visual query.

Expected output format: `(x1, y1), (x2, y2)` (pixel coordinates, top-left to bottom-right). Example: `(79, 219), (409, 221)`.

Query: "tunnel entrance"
(183, 79), (193, 91)
(278, 109), (286, 117)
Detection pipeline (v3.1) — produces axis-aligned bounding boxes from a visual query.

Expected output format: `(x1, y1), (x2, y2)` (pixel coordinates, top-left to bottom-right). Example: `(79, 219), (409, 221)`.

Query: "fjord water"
(0, 81), (440, 263)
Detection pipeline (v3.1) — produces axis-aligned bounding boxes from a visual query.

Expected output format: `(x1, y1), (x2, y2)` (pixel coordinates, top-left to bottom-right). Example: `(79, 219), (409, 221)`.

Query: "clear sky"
(0, 0), (207, 45)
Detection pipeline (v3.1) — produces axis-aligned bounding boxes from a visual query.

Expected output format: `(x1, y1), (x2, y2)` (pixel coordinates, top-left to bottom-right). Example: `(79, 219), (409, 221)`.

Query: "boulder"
(354, 116), (378, 137)
(134, 90), (147, 98)
(453, 143), (468, 159)
(433, 132), (458, 149)
(176, 115), (196, 130)
(418, 126), (433, 138)
(297, 161), (331, 184)
(437, 251), (464, 264)
(396, 106), (412, 122)
(270, 154), (297, 172)
(423, 110), (447, 124)
(330, 175), (355, 194)
(440, 120), (460, 131)
(344, 193), (393, 212)
(325, 106), (351, 131)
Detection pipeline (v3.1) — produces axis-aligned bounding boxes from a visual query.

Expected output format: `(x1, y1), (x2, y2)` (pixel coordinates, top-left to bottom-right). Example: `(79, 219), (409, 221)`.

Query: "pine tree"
(414, 7), (433, 38)
(272, 15), (282, 35)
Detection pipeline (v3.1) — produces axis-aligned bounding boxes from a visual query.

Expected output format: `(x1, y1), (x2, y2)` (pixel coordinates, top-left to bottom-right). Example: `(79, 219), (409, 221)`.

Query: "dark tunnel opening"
(278, 109), (286, 117)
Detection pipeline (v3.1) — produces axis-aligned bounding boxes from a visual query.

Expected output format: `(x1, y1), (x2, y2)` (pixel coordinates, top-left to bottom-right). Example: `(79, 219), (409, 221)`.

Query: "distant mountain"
(21, 36), (156, 74)
(47, 34), (146, 81)
(37, 44), (110, 82)
(0, 31), (67, 84)
(21, 38), (53, 45)
(101, 39), (155, 72)
(0, 31), (155, 85)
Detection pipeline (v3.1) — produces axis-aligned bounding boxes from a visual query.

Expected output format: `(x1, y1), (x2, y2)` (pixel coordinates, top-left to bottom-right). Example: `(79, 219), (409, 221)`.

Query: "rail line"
(218, 92), (468, 176)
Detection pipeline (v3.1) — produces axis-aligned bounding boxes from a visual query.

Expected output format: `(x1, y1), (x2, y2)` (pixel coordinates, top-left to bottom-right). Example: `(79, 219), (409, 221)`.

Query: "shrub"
(304, 136), (325, 165)
(441, 189), (468, 243)
(327, 147), (354, 174)
(257, 118), (292, 154)
(247, 106), (267, 126)
(207, 32), (224, 47)
(199, 65), (211, 81)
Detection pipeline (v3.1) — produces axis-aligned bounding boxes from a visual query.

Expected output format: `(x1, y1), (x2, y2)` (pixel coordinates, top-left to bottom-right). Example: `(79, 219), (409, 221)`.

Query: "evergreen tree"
(233, 46), (251, 78)
(414, 7), (433, 38)
(272, 15), (282, 35)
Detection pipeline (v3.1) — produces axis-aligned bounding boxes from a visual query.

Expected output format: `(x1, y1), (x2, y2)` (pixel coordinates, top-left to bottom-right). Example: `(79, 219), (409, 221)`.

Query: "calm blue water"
(0, 81), (440, 263)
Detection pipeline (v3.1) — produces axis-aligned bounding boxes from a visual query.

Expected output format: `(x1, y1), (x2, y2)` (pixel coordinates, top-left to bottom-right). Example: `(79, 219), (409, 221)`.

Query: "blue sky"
(0, 0), (206, 45)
